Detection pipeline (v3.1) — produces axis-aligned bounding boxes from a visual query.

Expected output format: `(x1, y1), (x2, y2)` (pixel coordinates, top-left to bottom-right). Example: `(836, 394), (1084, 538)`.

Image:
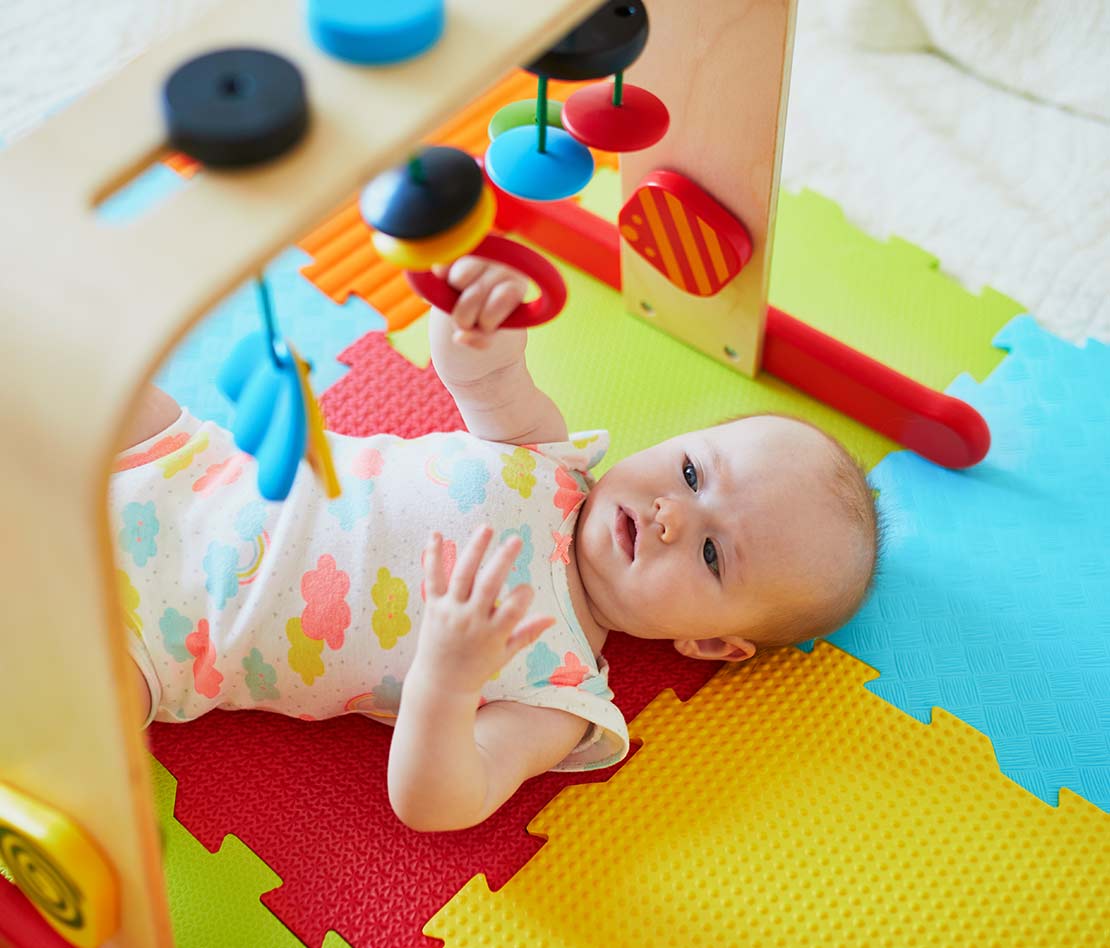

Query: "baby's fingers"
(491, 581), (537, 629)
(450, 525), (494, 601)
(506, 615), (557, 657)
(476, 280), (526, 334)
(452, 327), (493, 350)
(444, 256), (489, 290)
(472, 535), (523, 608)
(422, 533), (447, 599)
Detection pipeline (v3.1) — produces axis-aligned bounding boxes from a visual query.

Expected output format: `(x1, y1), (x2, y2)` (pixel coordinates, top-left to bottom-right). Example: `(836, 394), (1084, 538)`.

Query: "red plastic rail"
(491, 184), (990, 468)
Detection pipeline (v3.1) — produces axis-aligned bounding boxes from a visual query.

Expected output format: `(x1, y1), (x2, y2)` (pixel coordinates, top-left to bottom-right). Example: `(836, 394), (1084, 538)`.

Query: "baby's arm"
(388, 527), (588, 831)
(429, 257), (568, 445)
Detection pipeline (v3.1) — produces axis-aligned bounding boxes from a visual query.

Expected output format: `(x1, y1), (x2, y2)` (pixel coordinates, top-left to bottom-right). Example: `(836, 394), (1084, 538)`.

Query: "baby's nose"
(653, 497), (684, 543)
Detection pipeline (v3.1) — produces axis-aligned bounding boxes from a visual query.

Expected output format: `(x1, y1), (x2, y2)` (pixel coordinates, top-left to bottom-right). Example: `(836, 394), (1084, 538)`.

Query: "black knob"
(526, 2), (649, 81)
(163, 48), (308, 167)
(360, 147), (485, 240)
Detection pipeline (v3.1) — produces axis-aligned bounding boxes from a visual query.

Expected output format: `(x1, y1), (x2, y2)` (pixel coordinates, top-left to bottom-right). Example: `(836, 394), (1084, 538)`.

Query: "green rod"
(536, 75), (548, 153)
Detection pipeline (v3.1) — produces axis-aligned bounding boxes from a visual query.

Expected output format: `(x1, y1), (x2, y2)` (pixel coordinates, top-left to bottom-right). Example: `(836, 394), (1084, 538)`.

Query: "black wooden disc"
(526, 2), (649, 81)
(163, 48), (308, 167)
(360, 147), (484, 240)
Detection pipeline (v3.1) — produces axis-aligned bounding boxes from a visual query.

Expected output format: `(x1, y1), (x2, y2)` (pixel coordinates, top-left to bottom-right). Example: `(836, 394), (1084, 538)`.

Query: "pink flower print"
(550, 530), (573, 565)
(421, 537), (457, 600)
(553, 467), (587, 519)
(193, 454), (246, 496)
(301, 554), (351, 650)
(113, 432), (190, 473)
(185, 619), (223, 699)
(549, 652), (589, 688)
(352, 448), (384, 480)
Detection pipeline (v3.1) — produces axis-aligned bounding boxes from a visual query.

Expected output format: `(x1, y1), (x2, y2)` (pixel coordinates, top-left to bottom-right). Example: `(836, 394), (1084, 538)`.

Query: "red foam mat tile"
(320, 331), (464, 439)
(149, 632), (716, 948)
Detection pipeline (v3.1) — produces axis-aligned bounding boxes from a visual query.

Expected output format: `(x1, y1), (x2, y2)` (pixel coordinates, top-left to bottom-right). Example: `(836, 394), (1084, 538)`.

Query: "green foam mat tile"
(150, 756), (304, 948)
(392, 187), (1023, 472)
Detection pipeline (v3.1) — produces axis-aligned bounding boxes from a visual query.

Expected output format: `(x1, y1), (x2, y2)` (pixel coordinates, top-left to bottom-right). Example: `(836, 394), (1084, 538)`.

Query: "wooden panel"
(620, 0), (797, 377)
(0, 0), (600, 944)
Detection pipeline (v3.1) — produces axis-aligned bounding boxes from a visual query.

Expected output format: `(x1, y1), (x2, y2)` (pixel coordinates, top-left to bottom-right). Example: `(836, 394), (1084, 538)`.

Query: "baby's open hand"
(431, 256), (529, 349)
(414, 526), (555, 695)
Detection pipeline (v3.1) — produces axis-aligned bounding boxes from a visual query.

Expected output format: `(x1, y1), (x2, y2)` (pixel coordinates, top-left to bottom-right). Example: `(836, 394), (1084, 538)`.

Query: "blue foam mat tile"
(97, 163), (189, 223)
(807, 315), (1110, 812)
(155, 246), (383, 425)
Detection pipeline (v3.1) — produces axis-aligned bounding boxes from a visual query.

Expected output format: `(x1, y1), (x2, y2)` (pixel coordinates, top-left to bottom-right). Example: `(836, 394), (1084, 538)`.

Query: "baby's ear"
(673, 636), (756, 663)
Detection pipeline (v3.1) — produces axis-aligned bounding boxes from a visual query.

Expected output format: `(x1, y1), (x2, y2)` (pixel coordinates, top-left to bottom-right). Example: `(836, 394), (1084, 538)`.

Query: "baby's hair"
(719, 413), (882, 649)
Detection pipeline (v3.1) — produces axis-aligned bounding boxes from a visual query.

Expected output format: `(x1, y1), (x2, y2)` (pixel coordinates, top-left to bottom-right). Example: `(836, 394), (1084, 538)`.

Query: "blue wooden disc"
(218, 332), (307, 501)
(484, 126), (594, 202)
(307, 0), (444, 65)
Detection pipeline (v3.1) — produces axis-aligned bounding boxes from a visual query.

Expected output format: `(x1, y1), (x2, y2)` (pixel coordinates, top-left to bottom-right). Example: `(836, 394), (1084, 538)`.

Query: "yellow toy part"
(0, 780), (118, 948)
(288, 342), (341, 500)
(371, 185), (495, 270)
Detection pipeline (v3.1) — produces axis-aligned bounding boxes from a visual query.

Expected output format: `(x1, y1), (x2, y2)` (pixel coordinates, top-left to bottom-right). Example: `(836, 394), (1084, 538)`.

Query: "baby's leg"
(129, 655), (152, 725)
(119, 385), (182, 451)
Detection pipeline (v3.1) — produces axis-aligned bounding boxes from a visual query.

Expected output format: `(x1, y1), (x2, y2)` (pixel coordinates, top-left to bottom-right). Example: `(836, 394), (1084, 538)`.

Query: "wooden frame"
(0, 1), (795, 944)
(621, 0), (795, 376)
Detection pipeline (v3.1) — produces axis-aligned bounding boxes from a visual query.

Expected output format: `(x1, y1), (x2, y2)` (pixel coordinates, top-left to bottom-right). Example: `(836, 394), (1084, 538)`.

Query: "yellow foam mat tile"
(426, 643), (1110, 947)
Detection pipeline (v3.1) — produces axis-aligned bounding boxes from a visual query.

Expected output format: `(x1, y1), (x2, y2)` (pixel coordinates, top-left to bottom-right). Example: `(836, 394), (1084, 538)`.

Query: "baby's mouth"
(616, 506), (638, 562)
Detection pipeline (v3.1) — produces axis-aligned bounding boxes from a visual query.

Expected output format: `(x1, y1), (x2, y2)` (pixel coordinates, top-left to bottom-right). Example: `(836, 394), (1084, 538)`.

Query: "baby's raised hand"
(414, 526), (555, 694)
(431, 256), (529, 349)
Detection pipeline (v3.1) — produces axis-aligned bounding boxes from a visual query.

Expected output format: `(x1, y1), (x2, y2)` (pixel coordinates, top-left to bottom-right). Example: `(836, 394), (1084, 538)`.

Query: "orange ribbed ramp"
(297, 200), (427, 332)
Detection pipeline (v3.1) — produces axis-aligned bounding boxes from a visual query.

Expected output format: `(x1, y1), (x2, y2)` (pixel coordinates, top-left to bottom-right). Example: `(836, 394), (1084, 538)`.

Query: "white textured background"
(1, 0), (1107, 341)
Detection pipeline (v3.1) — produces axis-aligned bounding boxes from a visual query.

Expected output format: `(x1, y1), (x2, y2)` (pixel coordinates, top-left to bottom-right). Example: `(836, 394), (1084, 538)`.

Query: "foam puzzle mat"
(815, 316), (1110, 812)
(141, 181), (1082, 948)
(13, 69), (1100, 948)
(427, 644), (1110, 947)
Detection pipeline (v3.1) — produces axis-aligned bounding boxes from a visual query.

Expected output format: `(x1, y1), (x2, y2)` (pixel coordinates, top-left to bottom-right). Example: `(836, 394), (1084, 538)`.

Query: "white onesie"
(111, 410), (629, 772)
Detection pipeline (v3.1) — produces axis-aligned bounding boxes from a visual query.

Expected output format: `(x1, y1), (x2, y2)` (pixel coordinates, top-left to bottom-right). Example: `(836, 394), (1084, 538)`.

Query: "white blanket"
(785, 1), (1110, 343)
(2, 0), (1108, 342)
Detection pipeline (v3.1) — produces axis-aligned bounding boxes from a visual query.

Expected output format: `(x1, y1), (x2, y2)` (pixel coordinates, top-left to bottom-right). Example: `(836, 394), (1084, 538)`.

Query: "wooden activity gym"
(1, 0), (1107, 946)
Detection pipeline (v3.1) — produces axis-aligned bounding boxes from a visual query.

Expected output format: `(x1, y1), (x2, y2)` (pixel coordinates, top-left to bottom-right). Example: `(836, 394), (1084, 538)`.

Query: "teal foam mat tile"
(810, 315), (1110, 811)
(155, 247), (383, 425)
(97, 163), (189, 223)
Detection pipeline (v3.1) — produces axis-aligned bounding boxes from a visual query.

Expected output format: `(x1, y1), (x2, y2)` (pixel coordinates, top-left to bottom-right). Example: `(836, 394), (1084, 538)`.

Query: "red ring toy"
(406, 234), (567, 329)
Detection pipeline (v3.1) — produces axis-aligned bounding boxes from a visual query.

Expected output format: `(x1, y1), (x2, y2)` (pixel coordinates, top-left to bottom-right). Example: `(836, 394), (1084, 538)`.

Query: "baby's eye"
(703, 539), (720, 577)
(682, 457), (698, 491)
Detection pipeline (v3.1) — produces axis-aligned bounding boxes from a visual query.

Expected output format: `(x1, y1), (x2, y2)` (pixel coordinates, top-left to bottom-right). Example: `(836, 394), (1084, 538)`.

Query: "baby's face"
(575, 416), (853, 650)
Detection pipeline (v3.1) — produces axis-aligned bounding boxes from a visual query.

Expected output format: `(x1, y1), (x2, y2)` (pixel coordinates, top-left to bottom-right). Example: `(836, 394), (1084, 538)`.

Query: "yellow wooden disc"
(0, 780), (119, 948)
(288, 343), (341, 500)
(371, 185), (495, 269)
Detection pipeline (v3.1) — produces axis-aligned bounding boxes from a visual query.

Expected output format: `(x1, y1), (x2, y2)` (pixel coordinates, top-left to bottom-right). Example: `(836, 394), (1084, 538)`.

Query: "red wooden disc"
(562, 81), (669, 152)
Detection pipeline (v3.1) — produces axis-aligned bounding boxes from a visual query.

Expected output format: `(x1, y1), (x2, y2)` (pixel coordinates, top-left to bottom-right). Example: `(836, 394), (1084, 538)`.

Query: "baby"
(113, 257), (878, 831)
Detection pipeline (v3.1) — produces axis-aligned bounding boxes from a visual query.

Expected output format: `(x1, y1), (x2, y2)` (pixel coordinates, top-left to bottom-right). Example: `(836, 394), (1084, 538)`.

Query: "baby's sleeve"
(502, 651), (630, 772)
(529, 430), (610, 483)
